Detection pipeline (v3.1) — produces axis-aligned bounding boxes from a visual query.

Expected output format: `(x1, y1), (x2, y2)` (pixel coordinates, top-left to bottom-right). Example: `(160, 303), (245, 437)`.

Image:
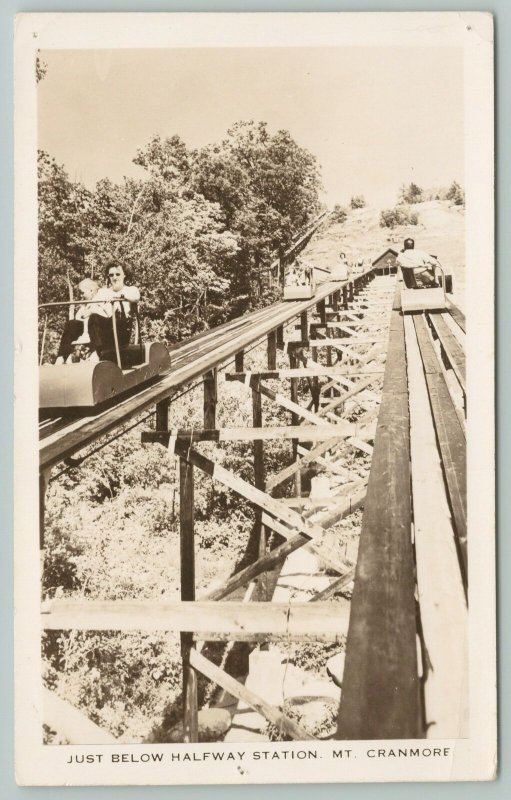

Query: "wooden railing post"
(179, 457), (198, 742)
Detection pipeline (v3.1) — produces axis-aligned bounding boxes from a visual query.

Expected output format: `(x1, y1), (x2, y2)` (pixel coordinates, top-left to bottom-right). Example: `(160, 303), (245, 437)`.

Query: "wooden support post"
(309, 325), (320, 411)
(39, 472), (48, 552)
(300, 311), (308, 341)
(252, 378), (268, 600)
(276, 325), (284, 349)
(331, 291), (339, 313)
(342, 285), (349, 310)
(317, 298), (327, 326)
(289, 351), (302, 498)
(267, 330), (277, 370)
(234, 350), (244, 372)
(203, 369), (217, 429)
(155, 397), (170, 432)
(278, 245), (285, 288)
(179, 457), (198, 743)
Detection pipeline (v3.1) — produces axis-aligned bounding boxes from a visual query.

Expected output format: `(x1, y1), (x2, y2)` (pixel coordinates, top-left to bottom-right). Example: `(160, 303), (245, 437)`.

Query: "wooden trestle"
(40, 267), (468, 744)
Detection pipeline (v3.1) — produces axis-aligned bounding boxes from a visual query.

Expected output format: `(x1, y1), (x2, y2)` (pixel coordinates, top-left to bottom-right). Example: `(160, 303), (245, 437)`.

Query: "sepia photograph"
(14, 11), (495, 786)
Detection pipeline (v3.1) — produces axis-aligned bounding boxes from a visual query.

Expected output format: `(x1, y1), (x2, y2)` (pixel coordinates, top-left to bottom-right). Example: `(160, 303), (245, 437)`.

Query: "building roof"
(372, 248), (398, 266)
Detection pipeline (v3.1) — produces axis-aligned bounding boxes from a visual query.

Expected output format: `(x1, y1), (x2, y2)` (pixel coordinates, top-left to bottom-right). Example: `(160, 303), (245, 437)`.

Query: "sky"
(38, 47), (464, 208)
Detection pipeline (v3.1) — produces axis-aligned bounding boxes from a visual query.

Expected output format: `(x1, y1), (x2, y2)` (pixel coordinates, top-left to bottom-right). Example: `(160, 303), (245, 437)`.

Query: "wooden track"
(39, 273), (372, 470)
(337, 284), (467, 740)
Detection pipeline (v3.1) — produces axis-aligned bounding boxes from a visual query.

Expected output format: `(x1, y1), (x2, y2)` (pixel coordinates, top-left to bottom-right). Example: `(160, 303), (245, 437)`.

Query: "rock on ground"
(167, 708), (231, 743)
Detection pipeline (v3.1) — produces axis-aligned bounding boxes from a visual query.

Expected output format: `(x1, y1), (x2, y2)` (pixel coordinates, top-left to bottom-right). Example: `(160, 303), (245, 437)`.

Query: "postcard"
(14, 11), (495, 785)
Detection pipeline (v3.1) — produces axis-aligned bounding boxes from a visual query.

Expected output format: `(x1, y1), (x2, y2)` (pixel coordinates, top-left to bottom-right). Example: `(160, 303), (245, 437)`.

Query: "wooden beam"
(42, 599), (350, 639)
(309, 570), (355, 602)
(318, 375), (379, 418)
(428, 312), (466, 394)
(447, 301), (466, 333)
(285, 337), (386, 348)
(338, 308), (420, 740)
(234, 374), (353, 430)
(143, 424), (353, 444)
(224, 367), (385, 381)
(43, 688), (117, 745)
(172, 439), (349, 551)
(266, 437), (340, 491)
(189, 649), (317, 741)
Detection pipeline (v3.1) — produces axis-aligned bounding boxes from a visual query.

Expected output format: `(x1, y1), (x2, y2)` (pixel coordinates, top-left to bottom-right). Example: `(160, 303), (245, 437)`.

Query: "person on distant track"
(396, 238), (439, 288)
(87, 261), (141, 363)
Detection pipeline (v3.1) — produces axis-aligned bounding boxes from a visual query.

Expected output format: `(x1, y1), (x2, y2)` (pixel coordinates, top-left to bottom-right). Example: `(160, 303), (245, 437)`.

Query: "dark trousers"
(88, 313), (132, 358)
(402, 267), (435, 289)
(401, 268), (418, 289)
(57, 319), (85, 359)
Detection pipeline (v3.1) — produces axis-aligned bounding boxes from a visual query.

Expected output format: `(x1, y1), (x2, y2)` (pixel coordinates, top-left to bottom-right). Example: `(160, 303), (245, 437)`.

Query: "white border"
(14, 11), (495, 786)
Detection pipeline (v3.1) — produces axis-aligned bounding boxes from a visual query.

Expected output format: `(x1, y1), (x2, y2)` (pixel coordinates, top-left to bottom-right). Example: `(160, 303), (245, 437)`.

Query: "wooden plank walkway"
(404, 315), (469, 738)
(414, 315), (467, 587)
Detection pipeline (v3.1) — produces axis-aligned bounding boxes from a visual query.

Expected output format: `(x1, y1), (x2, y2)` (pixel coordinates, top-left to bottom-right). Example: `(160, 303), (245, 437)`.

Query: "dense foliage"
(38, 121), (322, 348)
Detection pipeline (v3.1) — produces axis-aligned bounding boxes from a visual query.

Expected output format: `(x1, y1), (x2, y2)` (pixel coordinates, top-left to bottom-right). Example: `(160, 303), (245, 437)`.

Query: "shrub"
(331, 204), (348, 224)
(380, 205), (420, 229)
(350, 194), (366, 209)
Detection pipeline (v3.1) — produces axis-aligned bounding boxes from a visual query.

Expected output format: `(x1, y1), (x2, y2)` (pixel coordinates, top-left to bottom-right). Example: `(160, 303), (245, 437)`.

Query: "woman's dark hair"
(104, 259), (132, 285)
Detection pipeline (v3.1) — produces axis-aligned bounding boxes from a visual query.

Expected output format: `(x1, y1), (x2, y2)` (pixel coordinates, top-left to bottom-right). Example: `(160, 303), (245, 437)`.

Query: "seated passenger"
(87, 261), (141, 363)
(397, 238), (439, 288)
(55, 278), (99, 365)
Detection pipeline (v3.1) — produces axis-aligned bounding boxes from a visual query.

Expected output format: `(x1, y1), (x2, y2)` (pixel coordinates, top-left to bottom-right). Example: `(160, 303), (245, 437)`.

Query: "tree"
(446, 181), (465, 206)
(191, 121), (322, 310)
(400, 182), (423, 204)
(38, 151), (92, 306)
